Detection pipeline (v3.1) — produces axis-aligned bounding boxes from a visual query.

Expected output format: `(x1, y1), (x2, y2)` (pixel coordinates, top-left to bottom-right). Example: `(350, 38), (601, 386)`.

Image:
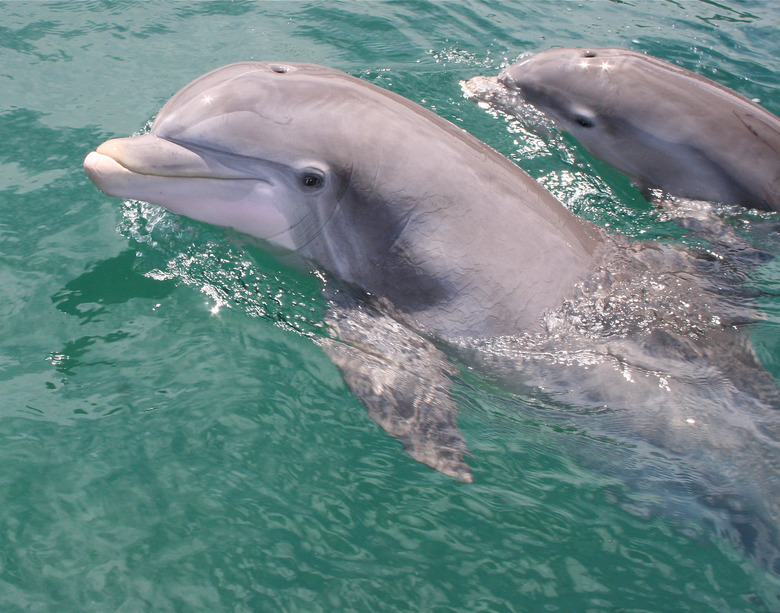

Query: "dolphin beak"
(85, 135), (207, 198)
(83, 134), (298, 247)
(86, 135), (216, 190)
(84, 134), (266, 199)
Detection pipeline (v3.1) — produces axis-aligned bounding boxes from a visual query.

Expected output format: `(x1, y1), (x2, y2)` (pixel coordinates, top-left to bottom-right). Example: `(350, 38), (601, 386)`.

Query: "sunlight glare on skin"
(577, 60), (612, 72)
(202, 95), (213, 105)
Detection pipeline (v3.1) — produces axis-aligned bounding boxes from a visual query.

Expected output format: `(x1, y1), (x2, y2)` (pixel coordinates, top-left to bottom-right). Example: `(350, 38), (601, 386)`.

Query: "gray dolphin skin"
(85, 62), (780, 570)
(464, 47), (780, 212)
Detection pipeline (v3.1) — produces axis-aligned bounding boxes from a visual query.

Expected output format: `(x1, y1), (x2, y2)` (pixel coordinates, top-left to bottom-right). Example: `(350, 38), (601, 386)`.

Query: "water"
(2, 1), (780, 610)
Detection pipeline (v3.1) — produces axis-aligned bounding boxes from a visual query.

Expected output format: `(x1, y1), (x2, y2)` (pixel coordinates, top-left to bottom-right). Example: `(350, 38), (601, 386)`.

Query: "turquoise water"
(2, 1), (780, 611)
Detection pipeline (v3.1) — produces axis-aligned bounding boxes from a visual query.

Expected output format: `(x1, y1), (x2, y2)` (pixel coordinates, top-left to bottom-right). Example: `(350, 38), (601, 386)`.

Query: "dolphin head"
(85, 62), (355, 251)
(497, 48), (625, 139)
(84, 61), (476, 308)
(495, 47), (700, 182)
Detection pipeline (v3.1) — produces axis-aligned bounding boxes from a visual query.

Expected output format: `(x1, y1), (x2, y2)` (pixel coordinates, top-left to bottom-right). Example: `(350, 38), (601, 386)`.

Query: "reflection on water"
(2, 0), (780, 611)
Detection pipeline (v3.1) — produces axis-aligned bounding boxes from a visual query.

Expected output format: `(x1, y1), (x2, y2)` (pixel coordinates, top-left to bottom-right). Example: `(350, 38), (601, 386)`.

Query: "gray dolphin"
(464, 47), (780, 212)
(84, 61), (603, 481)
(84, 62), (780, 569)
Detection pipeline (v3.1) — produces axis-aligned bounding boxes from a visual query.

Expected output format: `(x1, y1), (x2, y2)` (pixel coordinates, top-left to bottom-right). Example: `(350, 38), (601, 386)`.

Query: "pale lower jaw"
(83, 150), (300, 251)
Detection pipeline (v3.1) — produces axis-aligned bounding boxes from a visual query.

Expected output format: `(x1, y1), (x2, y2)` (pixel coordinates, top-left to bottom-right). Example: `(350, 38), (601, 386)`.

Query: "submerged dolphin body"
(463, 47), (780, 212)
(85, 63), (780, 570)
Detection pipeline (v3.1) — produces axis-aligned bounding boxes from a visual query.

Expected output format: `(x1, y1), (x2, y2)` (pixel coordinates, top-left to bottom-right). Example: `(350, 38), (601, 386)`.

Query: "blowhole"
(582, 50), (597, 58)
(270, 64), (289, 74)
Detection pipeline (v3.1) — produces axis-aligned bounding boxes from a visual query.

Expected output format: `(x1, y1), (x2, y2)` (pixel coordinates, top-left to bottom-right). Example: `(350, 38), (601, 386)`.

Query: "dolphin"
(84, 61), (604, 481)
(84, 62), (780, 570)
(463, 47), (780, 212)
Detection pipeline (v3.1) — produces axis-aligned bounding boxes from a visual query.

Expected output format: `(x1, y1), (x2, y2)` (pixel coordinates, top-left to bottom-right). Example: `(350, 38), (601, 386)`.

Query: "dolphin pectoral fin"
(318, 290), (473, 483)
(321, 337), (474, 482)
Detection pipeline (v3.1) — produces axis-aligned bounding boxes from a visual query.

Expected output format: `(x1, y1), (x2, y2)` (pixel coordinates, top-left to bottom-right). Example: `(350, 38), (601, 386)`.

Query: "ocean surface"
(2, 1), (780, 611)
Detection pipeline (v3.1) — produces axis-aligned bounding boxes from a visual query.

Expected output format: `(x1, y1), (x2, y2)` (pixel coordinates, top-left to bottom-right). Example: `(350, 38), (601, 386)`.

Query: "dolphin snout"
(91, 135), (212, 178)
(461, 76), (502, 102)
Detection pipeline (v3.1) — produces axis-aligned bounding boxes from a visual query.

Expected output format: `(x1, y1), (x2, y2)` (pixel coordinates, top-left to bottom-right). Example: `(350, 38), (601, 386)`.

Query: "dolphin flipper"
(318, 288), (473, 482)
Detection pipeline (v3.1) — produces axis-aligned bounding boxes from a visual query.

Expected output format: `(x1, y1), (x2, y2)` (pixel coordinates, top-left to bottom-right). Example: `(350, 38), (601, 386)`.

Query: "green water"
(2, 1), (780, 611)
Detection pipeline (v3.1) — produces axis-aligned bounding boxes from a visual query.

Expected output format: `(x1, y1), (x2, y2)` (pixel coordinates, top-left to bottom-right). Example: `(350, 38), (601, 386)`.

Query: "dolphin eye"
(575, 115), (595, 128)
(302, 173), (323, 188)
